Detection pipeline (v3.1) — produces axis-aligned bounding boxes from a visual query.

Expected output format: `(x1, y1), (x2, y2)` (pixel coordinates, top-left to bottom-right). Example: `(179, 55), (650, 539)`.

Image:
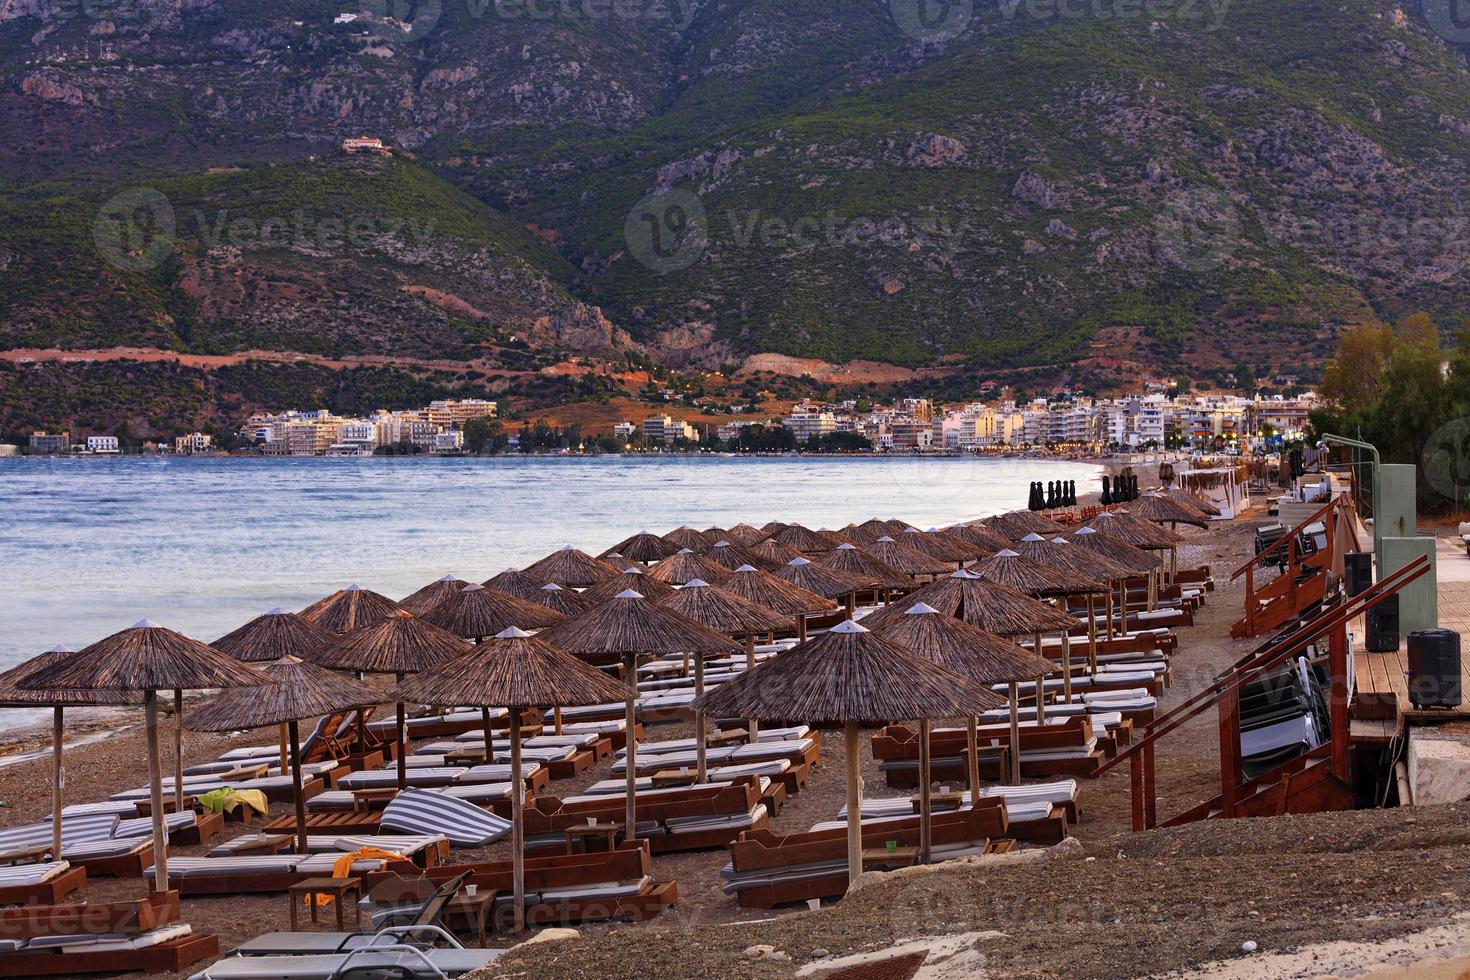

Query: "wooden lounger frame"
(0, 930), (218, 976)
(874, 722), (1105, 781)
(162, 858), (420, 896)
(73, 840), (158, 880)
(0, 866), (87, 907)
(0, 891), (179, 940)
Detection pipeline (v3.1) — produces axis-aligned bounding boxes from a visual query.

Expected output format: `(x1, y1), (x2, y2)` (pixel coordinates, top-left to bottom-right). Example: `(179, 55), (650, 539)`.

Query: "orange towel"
(313, 846), (406, 907)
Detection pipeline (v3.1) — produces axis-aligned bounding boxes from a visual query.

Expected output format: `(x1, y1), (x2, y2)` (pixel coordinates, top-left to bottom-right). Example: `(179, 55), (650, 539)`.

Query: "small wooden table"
(564, 822), (625, 855)
(861, 846), (918, 871)
(911, 791), (968, 813)
(232, 834), (293, 856)
(445, 748), (488, 766)
(352, 788), (400, 813)
(288, 877), (362, 931)
(449, 888), (500, 946)
(709, 729), (749, 747)
(651, 769), (697, 789)
(0, 844), (53, 867)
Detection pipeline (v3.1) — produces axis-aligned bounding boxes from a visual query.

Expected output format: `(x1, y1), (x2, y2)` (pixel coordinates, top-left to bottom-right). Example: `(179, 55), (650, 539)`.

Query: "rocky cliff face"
(3, 0), (1469, 381)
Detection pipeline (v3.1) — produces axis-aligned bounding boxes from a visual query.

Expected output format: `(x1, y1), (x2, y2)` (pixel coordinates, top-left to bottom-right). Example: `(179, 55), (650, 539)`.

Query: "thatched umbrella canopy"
(874, 604), (1048, 804)
(1127, 493), (1211, 529)
(1087, 510), (1182, 550)
(0, 647), (141, 861)
(658, 579), (793, 775)
(696, 620), (999, 885)
(760, 521), (790, 535)
(841, 523), (883, 546)
(580, 567), (676, 604)
(985, 510), (1064, 540)
(1010, 535), (1134, 684)
(22, 621), (267, 890)
(421, 583), (565, 638)
(817, 527), (858, 546)
(866, 536), (953, 579)
(399, 576), (471, 617)
(184, 656), (380, 855)
(703, 526), (731, 541)
(482, 567), (549, 602)
(774, 557), (874, 617)
(391, 626), (629, 932)
(817, 543), (909, 594)
(1065, 527), (1163, 574)
(663, 525), (717, 554)
(527, 582), (596, 617)
(882, 518), (919, 534)
(706, 540), (776, 572)
(523, 546), (621, 589)
(723, 523), (769, 547)
(300, 585), (404, 634)
(537, 590), (739, 835)
(646, 549), (731, 586)
(775, 524), (841, 554)
(600, 531), (680, 565)
(721, 565), (839, 619)
(946, 523), (1015, 553)
(971, 549), (1103, 599)
(309, 611), (472, 789)
(749, 537), (805, 569)
(1164, 486), (1221, 517)
(899, 527), (979, 566)
(860, 571), (1078, 635)
(212, 608), (336, 664)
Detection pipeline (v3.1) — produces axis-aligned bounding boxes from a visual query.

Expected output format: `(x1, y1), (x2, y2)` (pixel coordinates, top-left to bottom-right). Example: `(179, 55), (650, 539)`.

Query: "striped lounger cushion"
(0, 861), (69, 886)
(336, 768), (466, 790)
(379, 788), (510, 847)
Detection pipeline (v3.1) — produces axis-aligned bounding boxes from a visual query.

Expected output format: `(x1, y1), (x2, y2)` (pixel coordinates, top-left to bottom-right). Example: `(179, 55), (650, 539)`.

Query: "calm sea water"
(0, 454), (1100, 730)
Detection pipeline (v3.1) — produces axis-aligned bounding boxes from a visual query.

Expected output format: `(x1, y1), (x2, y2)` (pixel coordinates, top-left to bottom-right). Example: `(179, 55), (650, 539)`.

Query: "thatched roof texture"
(860, 572), (1079, 635)
(600, 531), (680, 564)
(1011, 534), (1135, 583)
(309, 611), (471, 675)
(212, 609), (337, 663)
(580, 568), (677, 604)
(723, 524), (769, 546)
(817, 544), (909, 590)
(21, 620), (267, 692)
(184, 656), (381, 731)
(971, 550), (1103, 598)
(481, 568), (549, 602)
(1125, 493), (1211, 528)
(300, 585), (404, 634)
(646, 549), (731, 586)
(527, 582), (596, 617)
(522, 546), (621, 588)
(873, 604), (1053, 684)
(719, 565), (839, 617)
(695, 621), (1002, 727)
(1065, 527), (1163, 573)
(0, 647), (142, 707)
(392, 628), (630, 709)
(536, 590), (740, 667)
(865, 536), (954, 577)
(662, 526), (717, 554)
(774, 557), (875, 601)
(420, 583), (565, 637)
(399, 576), (471, 616)
(656, 580), (793, 635)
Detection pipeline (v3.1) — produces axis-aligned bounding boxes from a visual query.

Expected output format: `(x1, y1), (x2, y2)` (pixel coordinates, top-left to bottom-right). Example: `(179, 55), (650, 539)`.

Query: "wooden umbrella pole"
(843, 722), (862, 891)
(481, 708), (494, 763)
(966, 715), (981, 800)
(356, 710), (367, 760)
(144, 690), (168, 891)
(1060, 631), (1073, 704)
(510, 709), (526, 934)
(174, 689), (185, 812)
(1107, 585), (1117, 640)
(1008, 682), (1021, 785)
(798, 615), (808, 642)
(553, 707), (563, 736)
(745, 634), (760, 743)
(918, 719), (932, 865)
(51, 707), (63, 861)
(694, 654), (708, 784)
(1033, 632), (1047, 726)
(1087, 595), (1099, 674)
(289, 719), (308, 856)
(278, 723), (290, 774)
(624, 653), (638, 840)
(395, 701), (408, 792)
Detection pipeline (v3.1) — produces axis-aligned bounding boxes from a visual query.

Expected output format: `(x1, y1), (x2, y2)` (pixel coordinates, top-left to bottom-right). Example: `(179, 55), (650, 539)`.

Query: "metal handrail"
(1230, 495), (1341, 580)
(1098, 553), (1430, 776)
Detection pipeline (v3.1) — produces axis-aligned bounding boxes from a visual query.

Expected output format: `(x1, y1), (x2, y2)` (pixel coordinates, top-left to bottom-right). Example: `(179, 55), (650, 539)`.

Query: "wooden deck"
(1351, 581), (1470, 732)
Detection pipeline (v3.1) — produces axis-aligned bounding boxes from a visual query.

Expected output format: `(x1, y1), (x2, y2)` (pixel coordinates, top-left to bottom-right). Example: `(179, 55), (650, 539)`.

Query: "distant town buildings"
(340, 136), (391, 157)
(174, 432), (213, 454)
(240, 398), (497, 456)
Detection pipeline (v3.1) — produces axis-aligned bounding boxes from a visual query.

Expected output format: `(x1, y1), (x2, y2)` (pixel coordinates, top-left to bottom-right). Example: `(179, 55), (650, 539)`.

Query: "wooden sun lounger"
(158, 861), (418, 897)
(0, 866), (87, 907)
(0, 891), (179, 940)
(71, 840), (157, 880)
(874, 722), (1105, 782)
(0, 930), (219, 976)
(262, 812), (383, 836)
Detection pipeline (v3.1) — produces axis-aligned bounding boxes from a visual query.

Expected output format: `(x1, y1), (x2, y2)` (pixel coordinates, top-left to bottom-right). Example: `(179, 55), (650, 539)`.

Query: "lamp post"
(1322, 433), (1381, 566)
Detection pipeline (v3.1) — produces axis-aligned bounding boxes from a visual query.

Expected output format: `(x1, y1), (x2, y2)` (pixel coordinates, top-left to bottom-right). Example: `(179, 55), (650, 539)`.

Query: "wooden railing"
(1101, 554), (1431, 830)
(1231, 495), (1355, 638)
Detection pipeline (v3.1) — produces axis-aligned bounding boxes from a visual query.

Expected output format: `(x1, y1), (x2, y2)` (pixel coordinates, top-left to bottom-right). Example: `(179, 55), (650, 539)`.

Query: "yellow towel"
(314, 846), (407, 907)
(196, 787), (270, 817)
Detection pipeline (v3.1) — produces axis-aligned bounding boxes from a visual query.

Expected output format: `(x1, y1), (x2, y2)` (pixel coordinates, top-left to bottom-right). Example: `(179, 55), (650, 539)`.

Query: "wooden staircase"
(1101, 555), (1431, 831)
(1231, 496), (1354, 639)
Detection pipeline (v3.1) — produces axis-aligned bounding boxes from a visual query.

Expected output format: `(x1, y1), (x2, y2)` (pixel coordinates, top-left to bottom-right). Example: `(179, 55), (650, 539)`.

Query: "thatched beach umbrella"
(523, 546), (621, 589)
(301, 585), (404, 634)
(696, 621), (997, 885)
(310, 611), (471, 789)
(600, 531), (680, 565)
(1067, 525), (1164, 624)
(749, 537), (805, 569)
(482, 568), (549, 602)
(1012, 534), (1133, 677)
(900, 528), (979, 567)
(985, 510), (1064, 540)
(864, 605), (1017, 858)
(0, 647), (141, 863)
(527, 582), (595, 618)
(657, 580), (791, 771)
(185, 656), (379, 855)
(212, 608), (338, 773)
(874, 605), (1049, 803)
(663, 526), (717, 554)
(943, 523), (1014, 554)
(647, 549), (731, 587)
(580, 566), (676, 604)
(1128, 492), (1211, 529)
(706, 540), (775, 573)
(1088, 509), (1183, 587)
(399, 576), (471, 617)
(21, 621), (265, 889)
(866, 536), (953, 580)
(723, 523), (769, 547)
(775, 557), (875, 623)
(721, 565), (839, 625)
(760, 521), (790, 535)
(1164, 486), (1221, 518)
(421, 583), (565, 637)
(537, 591), (739, 835)
(818, 544), (908, 600)
(392, 627), (629, 932)
(774, 524), (841, 554)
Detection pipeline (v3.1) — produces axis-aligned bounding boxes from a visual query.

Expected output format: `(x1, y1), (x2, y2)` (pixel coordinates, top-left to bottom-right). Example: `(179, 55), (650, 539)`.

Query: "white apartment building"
(432, 430), (465, 454)
(784, 411), (838, 442)
(85, 435), (120, 454)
